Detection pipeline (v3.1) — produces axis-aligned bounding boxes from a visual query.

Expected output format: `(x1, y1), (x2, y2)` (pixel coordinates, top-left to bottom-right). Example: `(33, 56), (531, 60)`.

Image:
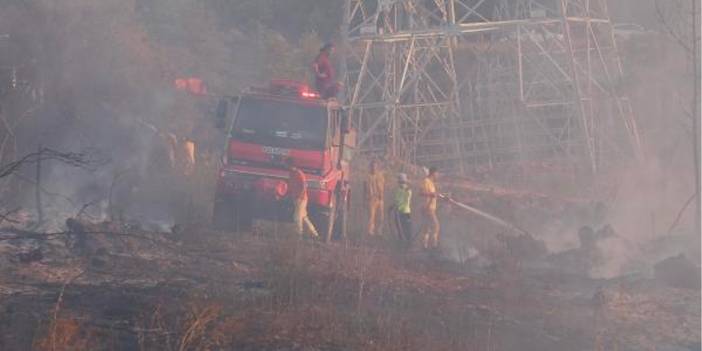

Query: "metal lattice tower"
(341, 0), (641, 175)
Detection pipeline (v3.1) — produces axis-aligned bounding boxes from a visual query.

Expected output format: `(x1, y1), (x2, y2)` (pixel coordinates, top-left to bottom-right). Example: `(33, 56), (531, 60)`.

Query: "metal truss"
(341, 0), (641, 175)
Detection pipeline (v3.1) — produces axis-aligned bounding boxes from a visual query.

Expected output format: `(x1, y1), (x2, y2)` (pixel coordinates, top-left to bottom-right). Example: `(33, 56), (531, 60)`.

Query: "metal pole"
(560, 0), (598, 173)
(340, 0), (351, 104)
(35, 145), (43, 225)
(692, 0), (701, 237)
(517, 24), (524, 102)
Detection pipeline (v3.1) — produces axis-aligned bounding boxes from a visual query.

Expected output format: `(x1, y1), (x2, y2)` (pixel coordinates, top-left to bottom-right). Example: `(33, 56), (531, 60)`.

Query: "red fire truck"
(212, 80), (354, 241)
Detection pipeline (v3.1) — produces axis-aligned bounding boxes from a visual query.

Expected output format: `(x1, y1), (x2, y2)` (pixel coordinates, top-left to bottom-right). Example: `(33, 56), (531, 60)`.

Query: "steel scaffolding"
(341, 0), (641, 175)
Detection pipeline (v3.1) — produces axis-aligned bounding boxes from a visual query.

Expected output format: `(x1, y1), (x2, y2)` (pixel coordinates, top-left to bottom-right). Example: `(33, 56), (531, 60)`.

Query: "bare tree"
(0, 147), (107, 225)
(0, 148), (102, 180)
(655, 0), (701, 237)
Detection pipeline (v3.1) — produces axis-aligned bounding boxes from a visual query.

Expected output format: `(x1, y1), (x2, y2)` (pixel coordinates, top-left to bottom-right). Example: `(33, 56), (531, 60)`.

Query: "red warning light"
(268, 80), (321, 99)
(174, 77), (208, 95)
(300, 90), (320, 99)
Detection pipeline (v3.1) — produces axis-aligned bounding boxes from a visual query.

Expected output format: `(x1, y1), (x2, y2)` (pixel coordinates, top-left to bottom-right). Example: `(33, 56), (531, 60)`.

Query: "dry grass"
(15, 231), (696, 351)
(33, 316), (99, 351)
(251, 235), (500, 350)
(136, 300), (234, 351)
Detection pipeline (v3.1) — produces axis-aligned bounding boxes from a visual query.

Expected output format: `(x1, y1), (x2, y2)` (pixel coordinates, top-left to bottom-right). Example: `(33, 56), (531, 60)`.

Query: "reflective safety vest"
(395, 186), (412, 214)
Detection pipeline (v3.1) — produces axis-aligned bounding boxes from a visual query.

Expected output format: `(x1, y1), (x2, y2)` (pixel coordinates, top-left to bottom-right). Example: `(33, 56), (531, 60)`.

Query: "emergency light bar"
(268, 79), (321, 99)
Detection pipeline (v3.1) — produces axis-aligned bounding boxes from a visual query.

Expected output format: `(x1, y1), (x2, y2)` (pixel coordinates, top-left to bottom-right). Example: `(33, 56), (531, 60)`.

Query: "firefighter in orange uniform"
(365, 159), (385, 236)
(420, 166), (441, 249)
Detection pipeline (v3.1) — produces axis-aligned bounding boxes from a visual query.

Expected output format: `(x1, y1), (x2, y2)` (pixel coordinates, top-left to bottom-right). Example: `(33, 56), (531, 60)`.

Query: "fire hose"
(439, 194), (530, 236)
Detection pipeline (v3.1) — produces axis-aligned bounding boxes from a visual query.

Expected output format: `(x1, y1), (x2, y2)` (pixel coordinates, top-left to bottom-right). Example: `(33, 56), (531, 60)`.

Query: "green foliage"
(299, 31), (324, 81)
(259, 29), (322, 83)
(204, 0), (343, 39)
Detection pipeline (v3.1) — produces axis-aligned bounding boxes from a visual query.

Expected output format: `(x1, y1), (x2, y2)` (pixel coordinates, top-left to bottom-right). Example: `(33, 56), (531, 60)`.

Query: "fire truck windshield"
(232, 97), (328, 150)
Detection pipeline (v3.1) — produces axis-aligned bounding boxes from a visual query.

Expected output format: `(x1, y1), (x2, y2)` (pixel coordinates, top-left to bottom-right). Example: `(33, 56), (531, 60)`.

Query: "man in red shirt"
(312, 42), (339, 99)
(287, 160), (319, 237)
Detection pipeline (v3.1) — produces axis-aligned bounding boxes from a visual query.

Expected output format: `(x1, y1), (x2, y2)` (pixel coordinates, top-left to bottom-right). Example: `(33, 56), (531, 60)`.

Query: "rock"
(90, 256), (107, 268)
(65, 217), (87, 253)
(17, 248), (43, 263)
(498, 233), (548, 261)
(653, 254), (701, 290)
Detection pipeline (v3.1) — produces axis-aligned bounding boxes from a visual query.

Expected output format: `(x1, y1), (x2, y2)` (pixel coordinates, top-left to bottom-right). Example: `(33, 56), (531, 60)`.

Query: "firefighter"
(420, 166), (441, 249)
(312, 42), (339, 99)
(166, 132), (178, 169)
(182, 138), (195, 176)
(287, 160), (319, 238)
(165, 133), (196, 175)
(365, 159), (385, 236)
(393, 173), (412, 244)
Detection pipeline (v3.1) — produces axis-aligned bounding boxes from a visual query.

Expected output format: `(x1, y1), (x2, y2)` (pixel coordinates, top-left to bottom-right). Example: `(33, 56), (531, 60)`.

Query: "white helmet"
(398, 173), (408, 183)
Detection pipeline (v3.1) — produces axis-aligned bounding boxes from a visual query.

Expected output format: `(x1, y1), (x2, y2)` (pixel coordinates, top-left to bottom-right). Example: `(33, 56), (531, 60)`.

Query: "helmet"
(398, 173), (408, 183)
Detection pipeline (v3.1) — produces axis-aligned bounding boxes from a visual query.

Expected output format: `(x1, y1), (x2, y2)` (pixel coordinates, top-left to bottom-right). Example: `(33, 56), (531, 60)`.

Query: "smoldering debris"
(0, 215), (697, 350)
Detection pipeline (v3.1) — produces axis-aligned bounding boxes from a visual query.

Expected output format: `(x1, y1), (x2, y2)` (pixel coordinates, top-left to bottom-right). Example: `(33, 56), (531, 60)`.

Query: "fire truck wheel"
(311, 206), (334, 243)
(324, 201), (337, 244)
(306, 197), (332, 242)
(212, 195), (252, 232)
(212, 197), (234, 230)
(314, 192), (348, 243)
(234, 205), (253, 233)
(335, 192), (349, 242)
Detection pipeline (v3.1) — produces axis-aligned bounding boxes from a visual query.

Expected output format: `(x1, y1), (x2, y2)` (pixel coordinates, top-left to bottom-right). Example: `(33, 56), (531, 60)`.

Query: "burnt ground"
(0, 220), (699, 351)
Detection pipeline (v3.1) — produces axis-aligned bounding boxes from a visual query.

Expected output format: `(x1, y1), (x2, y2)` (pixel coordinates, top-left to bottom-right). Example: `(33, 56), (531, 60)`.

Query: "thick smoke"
(443, 17), (699, 278)
(1, 1), (698, 279)
(0, 0), (263, 227)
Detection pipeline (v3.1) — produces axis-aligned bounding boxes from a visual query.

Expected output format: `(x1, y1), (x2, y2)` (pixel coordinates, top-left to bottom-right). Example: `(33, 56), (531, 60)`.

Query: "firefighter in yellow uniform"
(165, 133), (196, 176)
(420, 166), (440, 249)
(287, 161), (319, 238)
(365, 160), (385, 236)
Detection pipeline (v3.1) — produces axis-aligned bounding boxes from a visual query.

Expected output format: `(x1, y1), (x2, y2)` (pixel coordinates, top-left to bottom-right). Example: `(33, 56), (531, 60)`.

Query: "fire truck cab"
(212, 80), (354, 241)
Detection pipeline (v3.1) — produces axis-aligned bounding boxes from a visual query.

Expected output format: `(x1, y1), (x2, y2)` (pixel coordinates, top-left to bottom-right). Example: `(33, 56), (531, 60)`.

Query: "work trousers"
(420, 208), (440, 248)
(368, 198), (384, 235)
(394, 211), (412, 243)
(294, 198), (318, 237)
(316, 81), (339, 99)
